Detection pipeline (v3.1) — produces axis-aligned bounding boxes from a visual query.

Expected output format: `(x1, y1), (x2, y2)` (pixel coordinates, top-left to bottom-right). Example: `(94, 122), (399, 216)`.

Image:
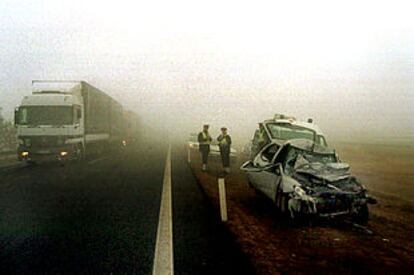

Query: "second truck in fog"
(14, 81), (130, 162)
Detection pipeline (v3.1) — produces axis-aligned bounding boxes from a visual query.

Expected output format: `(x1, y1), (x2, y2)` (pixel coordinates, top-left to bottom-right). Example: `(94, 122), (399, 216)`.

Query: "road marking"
(218, 178), (228, 222)
(153, 144), (174, 275)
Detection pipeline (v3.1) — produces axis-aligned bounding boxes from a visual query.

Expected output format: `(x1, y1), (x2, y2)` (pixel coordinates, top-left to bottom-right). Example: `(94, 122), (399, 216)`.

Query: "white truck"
(14, 81), (124, 162)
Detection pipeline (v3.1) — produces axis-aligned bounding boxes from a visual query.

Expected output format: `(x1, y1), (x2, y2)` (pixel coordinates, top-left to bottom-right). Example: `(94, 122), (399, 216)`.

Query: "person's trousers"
(200, 146), (209, 164)
(220, 148), (230, 168)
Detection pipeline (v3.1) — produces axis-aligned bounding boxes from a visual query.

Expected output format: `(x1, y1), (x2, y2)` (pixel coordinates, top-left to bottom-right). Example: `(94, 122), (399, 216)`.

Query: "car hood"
(294, 162), (351, 182)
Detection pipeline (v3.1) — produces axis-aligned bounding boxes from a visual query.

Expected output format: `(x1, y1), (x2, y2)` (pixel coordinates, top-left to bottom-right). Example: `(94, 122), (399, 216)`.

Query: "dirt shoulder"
(188, 147), (414, 274)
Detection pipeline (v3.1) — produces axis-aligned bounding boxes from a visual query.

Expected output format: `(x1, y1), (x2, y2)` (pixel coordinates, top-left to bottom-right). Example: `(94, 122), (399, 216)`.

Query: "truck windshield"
(266, 123), (316, 143)
(18, 106), (73, 126)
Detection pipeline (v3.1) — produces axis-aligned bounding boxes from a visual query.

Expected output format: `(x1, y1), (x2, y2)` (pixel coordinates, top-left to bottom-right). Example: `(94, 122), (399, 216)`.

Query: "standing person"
(198, 124), (212, 171)
(217, 127), (232, 174)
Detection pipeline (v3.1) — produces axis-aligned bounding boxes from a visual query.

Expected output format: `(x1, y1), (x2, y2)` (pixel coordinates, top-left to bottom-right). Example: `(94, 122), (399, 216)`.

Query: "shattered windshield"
(285, 147), (337, 174)
(18, 106), (73, 126)
(266, 123), (316, 143)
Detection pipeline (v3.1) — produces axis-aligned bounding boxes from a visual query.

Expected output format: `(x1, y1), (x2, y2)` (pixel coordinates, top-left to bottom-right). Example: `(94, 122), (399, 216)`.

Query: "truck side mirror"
(14, 107), (19, 126)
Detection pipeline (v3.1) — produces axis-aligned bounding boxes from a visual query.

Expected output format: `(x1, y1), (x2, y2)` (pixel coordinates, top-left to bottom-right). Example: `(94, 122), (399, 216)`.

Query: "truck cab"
(15, 82), (85, 162)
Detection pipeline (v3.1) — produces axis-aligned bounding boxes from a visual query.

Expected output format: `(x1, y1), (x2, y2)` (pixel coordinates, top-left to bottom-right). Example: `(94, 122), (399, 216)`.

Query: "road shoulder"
(172, 145), (254, 275)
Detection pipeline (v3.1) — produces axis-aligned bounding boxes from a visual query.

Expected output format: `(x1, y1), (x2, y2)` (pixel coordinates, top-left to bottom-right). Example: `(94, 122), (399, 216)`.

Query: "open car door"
(241, 144), (282, 201)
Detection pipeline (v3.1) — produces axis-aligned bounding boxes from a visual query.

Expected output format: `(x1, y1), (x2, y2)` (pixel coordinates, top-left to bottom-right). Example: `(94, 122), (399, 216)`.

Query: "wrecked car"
(241, 139), (376, 224)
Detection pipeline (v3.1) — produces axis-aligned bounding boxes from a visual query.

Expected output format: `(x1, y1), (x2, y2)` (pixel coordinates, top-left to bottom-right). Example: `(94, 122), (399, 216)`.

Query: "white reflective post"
(218, 178), (228, 222)
(187, 147), (191, 164)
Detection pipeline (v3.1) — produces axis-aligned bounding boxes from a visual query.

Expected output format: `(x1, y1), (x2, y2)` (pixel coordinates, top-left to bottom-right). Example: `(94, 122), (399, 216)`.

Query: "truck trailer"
(14, 81), (123, 162)
(123, 110), (140, 146)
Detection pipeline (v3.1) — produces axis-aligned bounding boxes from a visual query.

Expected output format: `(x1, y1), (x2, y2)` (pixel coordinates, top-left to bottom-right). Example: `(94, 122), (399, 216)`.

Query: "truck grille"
(29, 136), (59, 148)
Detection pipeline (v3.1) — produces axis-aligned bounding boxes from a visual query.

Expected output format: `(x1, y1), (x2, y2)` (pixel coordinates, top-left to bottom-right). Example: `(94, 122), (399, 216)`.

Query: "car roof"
(263, 119), (324, 136)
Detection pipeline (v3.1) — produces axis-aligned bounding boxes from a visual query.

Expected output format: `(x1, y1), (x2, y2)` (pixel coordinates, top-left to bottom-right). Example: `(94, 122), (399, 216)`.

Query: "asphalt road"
(172, 145), (253, 275)
(0, 139), (252, 274)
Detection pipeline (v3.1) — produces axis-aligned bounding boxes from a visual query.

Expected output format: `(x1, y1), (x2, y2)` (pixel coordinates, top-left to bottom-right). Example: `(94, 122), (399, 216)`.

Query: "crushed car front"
(282, 140), (376, 222)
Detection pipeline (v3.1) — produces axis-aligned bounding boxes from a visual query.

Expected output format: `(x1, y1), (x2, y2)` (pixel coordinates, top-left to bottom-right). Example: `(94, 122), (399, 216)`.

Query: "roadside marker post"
(187, 147), (191, 164)
(218, 177), (228, 222)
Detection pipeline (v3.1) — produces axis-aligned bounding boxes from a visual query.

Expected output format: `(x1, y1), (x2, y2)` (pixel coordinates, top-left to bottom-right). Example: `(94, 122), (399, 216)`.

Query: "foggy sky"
(1, 0), (413, 145)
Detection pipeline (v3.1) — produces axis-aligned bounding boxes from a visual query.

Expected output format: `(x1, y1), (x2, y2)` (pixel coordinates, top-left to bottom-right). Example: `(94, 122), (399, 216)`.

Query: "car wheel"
(353, 204), (369, 225)
(276, 192), (289, 217)
(275, 183), (287, 213)
(247, 180), (255, 189)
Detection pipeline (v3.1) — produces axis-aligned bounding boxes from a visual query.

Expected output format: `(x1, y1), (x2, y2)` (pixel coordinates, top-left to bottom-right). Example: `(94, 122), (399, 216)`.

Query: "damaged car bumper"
(288, 188), (376, 219)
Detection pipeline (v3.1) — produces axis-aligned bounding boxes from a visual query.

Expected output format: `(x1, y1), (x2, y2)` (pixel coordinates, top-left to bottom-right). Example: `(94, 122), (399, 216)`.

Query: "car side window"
(274, 146), (288, 165)
(317, 135), (328, 147)
(262, 144), (279, 161)
(284, 149), (298, 174)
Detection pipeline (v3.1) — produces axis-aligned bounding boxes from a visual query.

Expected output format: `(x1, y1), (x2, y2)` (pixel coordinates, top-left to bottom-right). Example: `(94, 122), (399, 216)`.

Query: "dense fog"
(1, 0), (413, 147)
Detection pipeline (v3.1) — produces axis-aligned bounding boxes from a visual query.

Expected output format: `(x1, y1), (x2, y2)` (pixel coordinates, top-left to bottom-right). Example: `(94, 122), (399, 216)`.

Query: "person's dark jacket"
(198, 131), (212, 152)
(217, 134), (232, 154)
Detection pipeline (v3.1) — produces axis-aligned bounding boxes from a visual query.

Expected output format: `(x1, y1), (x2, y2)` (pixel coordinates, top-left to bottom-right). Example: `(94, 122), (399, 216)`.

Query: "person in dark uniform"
(198, 124), (212, 171)
(217, 127), (232, 173)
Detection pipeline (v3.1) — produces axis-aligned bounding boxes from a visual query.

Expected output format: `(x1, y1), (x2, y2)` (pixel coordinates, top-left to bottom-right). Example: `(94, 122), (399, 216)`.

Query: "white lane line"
(152, 144), (174, 275)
